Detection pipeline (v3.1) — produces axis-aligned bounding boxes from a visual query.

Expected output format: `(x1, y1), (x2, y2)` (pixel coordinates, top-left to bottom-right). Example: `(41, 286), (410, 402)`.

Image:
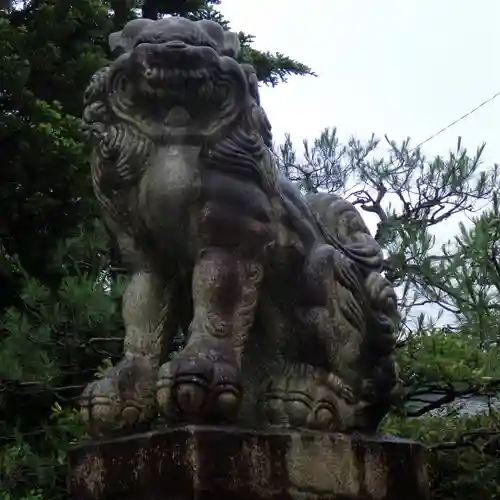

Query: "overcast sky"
(220, 0), (499, 170)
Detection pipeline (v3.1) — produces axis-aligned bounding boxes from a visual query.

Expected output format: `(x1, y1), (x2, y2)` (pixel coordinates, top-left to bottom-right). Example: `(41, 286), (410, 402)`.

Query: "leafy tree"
(276, 128), (500, 498)
(0, 0), (111, 311)
(0, 1), (311, 498)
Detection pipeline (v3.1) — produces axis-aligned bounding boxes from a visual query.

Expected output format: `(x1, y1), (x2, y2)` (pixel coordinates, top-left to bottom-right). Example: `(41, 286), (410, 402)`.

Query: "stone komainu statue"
(81, 17), (400, 437)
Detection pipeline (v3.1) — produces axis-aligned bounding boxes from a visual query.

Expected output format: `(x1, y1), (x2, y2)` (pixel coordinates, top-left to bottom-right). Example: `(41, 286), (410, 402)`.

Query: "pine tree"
(0, 221), (125, 499)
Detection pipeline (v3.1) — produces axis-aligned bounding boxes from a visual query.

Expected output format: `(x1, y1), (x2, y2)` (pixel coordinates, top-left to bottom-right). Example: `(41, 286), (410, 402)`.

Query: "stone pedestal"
(67, 426), (429, 500)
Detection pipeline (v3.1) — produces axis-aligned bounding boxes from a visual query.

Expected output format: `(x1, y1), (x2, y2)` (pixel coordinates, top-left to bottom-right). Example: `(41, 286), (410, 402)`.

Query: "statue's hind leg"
(262, 244), (361, 431)
(263, 364), (356, 431)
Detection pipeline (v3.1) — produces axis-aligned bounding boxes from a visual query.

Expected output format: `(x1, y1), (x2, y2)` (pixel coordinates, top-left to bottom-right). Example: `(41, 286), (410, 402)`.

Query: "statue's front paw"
(156, 340), (242, 423)
(262, 365), (355, 432)
(80, 356), (157, 437)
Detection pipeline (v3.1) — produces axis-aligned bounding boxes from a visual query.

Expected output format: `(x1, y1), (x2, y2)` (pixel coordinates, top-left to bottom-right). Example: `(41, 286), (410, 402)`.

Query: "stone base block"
(67, 426), (429, 500)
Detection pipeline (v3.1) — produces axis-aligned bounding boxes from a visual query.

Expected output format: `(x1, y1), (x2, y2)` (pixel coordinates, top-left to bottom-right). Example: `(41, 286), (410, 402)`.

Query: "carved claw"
(263, 365), (355, 432)
(176, 383), (206, 415)
(80, 356), (157, 437)
(157, 342), (242, 423)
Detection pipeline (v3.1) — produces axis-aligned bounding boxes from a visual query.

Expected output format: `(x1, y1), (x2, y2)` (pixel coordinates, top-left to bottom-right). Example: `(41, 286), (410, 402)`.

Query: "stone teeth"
(145, 67), (211, 82)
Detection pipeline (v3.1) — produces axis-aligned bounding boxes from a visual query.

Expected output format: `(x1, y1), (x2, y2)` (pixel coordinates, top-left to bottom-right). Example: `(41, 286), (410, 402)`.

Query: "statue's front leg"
(81, 233), (177, 437)
(157, 191), (270, 423)
(157, 248), (264, 422)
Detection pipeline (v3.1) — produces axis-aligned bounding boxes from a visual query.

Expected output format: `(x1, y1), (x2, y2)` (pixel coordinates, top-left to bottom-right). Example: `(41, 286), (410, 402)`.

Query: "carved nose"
(164, 40), (188, 49)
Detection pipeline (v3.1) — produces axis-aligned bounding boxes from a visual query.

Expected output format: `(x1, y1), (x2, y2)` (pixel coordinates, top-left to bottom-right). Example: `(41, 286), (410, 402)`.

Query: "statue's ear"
(109, 30), (126, 54)
(222, 31), (241, 58)
(108, 18), (155, 56)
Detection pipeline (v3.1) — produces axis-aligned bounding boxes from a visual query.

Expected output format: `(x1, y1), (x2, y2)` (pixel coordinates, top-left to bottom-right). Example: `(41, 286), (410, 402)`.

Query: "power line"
(412, 89), (500, 152)
(275, 88), (500, 163)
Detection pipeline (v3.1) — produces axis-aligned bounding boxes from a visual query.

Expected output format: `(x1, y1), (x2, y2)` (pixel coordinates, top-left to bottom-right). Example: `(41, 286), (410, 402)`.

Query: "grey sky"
(221, 0), (499, 178)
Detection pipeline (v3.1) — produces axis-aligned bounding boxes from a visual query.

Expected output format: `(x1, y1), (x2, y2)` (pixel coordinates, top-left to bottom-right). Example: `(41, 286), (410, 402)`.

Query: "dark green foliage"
(383, 411), (500, 499)
(0, 220), (125, 499)
(142, 0), (221, 19)
(0, 0), (111, 310)
(237, 33), (315, 87)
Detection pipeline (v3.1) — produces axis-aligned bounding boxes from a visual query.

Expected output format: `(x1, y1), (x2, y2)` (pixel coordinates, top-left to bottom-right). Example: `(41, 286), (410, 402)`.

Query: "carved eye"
(117, 75), (134, 98)
(118, 75), (128, 91)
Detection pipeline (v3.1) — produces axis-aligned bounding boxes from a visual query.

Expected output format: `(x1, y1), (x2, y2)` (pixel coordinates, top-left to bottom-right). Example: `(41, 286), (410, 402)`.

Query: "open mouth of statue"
(113, 41), (233, 127)
(139, 66), (219, 104)
(137, 67), (220, 125)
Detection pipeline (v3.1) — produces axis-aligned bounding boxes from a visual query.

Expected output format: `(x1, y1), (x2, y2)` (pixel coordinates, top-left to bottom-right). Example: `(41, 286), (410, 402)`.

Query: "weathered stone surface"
(68, 426), (429, 500)
(81, 14), (401, 440)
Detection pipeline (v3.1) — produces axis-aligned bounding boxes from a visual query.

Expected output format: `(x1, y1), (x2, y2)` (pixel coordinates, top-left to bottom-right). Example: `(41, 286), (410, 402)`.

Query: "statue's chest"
(138, 144), (202, 237)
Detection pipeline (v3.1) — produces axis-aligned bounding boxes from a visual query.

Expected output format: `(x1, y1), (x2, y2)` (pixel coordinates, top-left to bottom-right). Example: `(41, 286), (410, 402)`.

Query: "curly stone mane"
(200, 66), (278, 194)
